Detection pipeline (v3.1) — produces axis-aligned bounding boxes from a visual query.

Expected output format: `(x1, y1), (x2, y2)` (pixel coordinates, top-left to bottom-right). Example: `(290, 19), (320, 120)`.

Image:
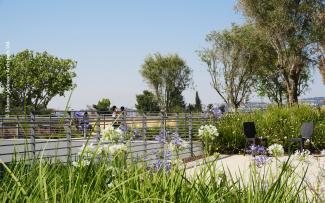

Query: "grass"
(0, 152), (322, 202)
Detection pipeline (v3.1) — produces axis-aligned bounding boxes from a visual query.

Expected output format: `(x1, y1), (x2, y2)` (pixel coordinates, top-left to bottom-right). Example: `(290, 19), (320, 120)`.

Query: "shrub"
(212, 105), (325, 153)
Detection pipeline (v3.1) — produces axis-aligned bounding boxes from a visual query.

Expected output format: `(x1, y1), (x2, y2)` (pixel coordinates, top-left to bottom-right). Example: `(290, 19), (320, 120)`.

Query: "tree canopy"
(140, 53), (192, 112)
(238, 0), (325, 105)
(0, 50), (76, 114)
(93, 98), (111, 113)
(135, 90), (160, 113)
(199, 24), (259, 111)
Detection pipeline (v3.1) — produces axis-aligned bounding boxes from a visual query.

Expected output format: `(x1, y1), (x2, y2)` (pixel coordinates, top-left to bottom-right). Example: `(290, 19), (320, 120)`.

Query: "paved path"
(186, 154), (325, 190)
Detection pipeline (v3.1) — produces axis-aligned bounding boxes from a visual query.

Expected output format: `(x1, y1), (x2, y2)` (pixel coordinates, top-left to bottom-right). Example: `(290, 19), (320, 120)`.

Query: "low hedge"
(213, 105), (325, 154)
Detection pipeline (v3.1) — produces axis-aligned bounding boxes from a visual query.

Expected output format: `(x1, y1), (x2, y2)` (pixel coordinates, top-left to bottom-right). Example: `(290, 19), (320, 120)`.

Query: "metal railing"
(0, 111), (214, 163)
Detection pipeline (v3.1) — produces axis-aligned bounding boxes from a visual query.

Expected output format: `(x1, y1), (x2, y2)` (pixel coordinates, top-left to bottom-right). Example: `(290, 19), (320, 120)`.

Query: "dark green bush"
(213, 105), (325, 153)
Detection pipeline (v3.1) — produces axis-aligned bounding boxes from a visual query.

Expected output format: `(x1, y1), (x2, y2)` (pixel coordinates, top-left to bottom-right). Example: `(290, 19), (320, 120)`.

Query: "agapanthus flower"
(246, 144), (266, 155)
(169, 133), (189, 153)
(108, 144), (127, 155)
(293, 149), (311, 163)
(101, 125), (123, 143)
(252, 155), (271, 168)
(267, 144), (284, 157)
(198, 125), (219, 140)
(72, 159), (90, 168)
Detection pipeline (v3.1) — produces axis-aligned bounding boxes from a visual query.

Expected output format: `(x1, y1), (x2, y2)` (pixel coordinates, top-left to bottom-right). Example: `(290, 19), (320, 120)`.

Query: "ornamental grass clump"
(198, 124), (219, 155)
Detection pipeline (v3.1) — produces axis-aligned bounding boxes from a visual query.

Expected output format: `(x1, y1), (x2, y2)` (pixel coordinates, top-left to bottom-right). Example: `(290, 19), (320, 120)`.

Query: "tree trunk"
(287, 78), (299, 106)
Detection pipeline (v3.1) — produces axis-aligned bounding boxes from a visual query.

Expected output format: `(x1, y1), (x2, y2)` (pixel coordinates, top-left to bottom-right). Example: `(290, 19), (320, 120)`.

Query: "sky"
(0, 0), (324, 110)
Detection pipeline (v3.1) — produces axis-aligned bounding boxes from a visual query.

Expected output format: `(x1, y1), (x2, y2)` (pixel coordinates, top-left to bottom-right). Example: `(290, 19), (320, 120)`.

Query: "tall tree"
(251, 31), (310, 106)
(140, 53), (192, 112)
(135, 90), (160, 112)
(194, 91), (202, 112)
(0, 50), (76, 113)
(319, 12), (325, 84)
(238, 0), (325, 105)
(199, 24), (259, 111)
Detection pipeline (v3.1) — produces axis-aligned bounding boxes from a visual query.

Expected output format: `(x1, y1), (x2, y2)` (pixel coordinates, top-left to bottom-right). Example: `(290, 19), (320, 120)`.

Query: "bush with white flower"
(267, 144), (284, 157)
(198, 124), (219, 155)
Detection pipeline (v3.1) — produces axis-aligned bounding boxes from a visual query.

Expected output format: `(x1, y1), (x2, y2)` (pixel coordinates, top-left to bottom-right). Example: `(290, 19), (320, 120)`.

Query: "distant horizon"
(1, 0), (324, 110)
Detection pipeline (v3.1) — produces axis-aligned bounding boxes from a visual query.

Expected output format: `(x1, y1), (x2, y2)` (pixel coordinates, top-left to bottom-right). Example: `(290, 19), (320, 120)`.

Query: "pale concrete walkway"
(186, 154), (325, 188)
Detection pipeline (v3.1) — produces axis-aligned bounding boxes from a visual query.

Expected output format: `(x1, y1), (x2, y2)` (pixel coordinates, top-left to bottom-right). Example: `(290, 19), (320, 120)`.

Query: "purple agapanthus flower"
(253, 155), (271, 168)
(246, 144), (266, 156)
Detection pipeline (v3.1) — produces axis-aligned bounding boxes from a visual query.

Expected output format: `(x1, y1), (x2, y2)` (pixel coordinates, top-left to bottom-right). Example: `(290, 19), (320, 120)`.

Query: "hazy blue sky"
(0, 0), (323, 110)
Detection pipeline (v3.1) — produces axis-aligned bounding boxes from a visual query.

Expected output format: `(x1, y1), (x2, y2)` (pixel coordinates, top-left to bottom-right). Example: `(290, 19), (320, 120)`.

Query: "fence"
(0, 111), (213, 163)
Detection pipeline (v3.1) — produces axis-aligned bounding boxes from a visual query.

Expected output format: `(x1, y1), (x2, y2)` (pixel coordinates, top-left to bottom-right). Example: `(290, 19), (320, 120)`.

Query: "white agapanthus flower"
(78, 143), (95, 157)
(198, 125), (219, 140)
(267, 144), (284, 157)
(78, 143), (102, 157)
(102, 125), (123, 143)
(72, 159), (90, 168)
(293, 149), (311, 163)
(108, 144), (127, 155)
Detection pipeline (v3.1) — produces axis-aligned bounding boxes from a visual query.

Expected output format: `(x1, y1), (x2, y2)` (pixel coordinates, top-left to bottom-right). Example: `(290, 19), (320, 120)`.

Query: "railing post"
(142, 113), (147, 163)
(49, 114), (52, 134)
(189, 112), (193, 157)
(64, 115), (72, 162)
(30, 113), (36, 159)
(96, 113), (101, 142)
(176, 113), (179, 135)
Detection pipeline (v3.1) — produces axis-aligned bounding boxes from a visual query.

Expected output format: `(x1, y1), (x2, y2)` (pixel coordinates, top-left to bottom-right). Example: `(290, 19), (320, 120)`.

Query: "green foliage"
(93, 98), (111, 113)
(140, 53), (192, 112)
(0, 50), (76, 114)
(0, 152), (315, 202)
(199, 24), (260, 111)
(135, 90), (160, 112)
(238, 0), (325, 105)
(213, 105), (325, 153)
(194, 91), (202, 112)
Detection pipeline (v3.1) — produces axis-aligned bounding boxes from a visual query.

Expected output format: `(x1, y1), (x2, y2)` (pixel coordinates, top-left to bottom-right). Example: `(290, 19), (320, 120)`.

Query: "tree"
(194, 91), (202, 112)
(169, 88), (186, 112)
(140, 53), (192, 112)
(186, 103), (195, 112)
(0, 50), (76, 113)
(238, 0), (325, 105)
(198, 24), (259, 111)
(319, 12), (325, 84)
(135, 90), (160, 112)
(250, 31), (310, 106)
(93, 98), (111, 113)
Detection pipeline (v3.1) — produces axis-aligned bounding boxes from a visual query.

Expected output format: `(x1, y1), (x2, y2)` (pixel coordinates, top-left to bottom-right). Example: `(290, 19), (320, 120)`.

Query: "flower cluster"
(252, 155), (271, 168)
(169, 133), (189, 153)
(293, 149), (311, 163)
(150, 131), (188, 172)
(102, 125), (123, 143)
(198, 125), (219, 141)
(72, 159), (90, 168)
(267, 144), (284, 157)
(106, 144), (127, 155)
(246, 144), (266, 156)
